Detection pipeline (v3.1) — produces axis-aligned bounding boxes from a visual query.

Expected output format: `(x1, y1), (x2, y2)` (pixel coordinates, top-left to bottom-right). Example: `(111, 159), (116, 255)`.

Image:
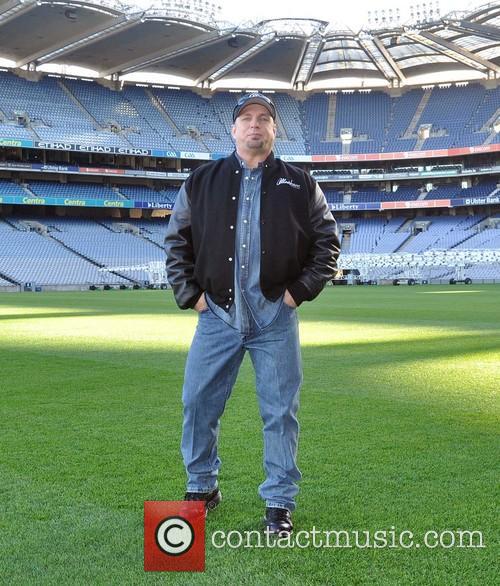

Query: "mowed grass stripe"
(0, 286), (498, 585)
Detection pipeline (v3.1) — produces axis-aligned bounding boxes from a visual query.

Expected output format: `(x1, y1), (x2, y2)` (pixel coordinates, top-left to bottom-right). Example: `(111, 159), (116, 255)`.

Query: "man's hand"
(194, 292), (208, 313)
(284, 289), (297, 308)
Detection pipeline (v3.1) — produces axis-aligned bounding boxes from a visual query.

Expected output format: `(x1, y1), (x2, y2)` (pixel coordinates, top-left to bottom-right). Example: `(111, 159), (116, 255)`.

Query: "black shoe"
(264, 507), (293, 535)
(184, 488), (222, 513)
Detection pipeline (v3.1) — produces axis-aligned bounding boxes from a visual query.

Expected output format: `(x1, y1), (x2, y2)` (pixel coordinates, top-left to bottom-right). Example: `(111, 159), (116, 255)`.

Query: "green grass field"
(1, 286), (498, 585)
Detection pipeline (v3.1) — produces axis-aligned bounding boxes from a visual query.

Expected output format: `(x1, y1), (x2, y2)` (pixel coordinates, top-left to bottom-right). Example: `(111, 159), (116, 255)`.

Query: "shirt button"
(232, 196), (236, 200)
(246, 197), (250, 200)
(229, 297), (232, 301)
(228, 257), (233, 261)
(235, 170), (240, 174)
(229, 288), (232, 292)
(241, 265), (245, 268)
(245, 177), (249, 180)
(225, 304), (229, 308)
(243, 219), (248, 223)
(262, 250), (266, 254)
(242, 244), (246, 248)
(230, 225), (234, 229)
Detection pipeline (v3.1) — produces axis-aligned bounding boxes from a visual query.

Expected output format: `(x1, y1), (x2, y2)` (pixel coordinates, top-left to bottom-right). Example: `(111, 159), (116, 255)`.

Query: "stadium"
(0, 0), (498, 584)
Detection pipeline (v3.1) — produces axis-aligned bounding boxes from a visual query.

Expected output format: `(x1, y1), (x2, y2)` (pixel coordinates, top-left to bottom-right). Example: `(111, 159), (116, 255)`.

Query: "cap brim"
(233, 98), (275, 121)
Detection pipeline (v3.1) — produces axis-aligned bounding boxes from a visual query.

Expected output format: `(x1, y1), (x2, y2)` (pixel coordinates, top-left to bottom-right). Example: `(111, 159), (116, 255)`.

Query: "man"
(165, 92), (340, 534)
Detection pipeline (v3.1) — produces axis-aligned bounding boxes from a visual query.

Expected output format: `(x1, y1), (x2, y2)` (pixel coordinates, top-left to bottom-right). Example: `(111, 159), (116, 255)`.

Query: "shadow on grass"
(302, 331), (500, 367)
(1, 288), (499, 332)
(0, 311), (111, 321)
(1, 324), (497, 584)
(0, 329), (497, 370)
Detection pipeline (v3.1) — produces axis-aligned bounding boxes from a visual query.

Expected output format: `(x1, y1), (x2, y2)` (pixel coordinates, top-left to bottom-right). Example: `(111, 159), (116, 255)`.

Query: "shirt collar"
(235, 152), (265, 170)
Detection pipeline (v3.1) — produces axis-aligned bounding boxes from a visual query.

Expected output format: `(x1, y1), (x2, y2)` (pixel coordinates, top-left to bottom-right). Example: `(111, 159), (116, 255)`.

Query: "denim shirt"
(206, 156), (282, 333)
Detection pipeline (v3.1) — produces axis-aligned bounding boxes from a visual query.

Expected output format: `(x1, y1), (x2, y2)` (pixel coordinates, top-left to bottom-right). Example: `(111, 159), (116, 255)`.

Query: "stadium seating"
(0, 177), (497, 206)
(334, 91), (391, 153)
(302, 93), (341, 155)
(0, 72), (127, 147)
(418, 85), (500, 149)
(348, 217), (388, 253)
(454, 226), (500, 250)
(398, 216), (478, 254)
(0, 179), (28, 198)
(323, 189), (344, 203)
(383, 89), (422, 152)
(1, 213), (498, 285)
(116, 185), (178, 203)
(2, 71), (498, 155)
(0, 71), (499, 286)
(370, 217), (413, 253)
(272, 93), (307, 155)
(0, 217), (129, 285)
(48, 217), (164, 282)
(29, 181), (120, 200)
(151, 88), (230, 152)
(129, 219), (169, 247)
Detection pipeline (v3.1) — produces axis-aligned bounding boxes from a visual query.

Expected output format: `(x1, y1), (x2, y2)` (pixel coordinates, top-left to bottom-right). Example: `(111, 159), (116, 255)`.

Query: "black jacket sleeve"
(164, 184), (203, 310)
(287, 183), (341, 305)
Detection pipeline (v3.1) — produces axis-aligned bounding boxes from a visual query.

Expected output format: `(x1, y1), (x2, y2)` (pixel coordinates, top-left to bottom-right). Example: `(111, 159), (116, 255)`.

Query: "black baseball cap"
(232, 92), (276, 122)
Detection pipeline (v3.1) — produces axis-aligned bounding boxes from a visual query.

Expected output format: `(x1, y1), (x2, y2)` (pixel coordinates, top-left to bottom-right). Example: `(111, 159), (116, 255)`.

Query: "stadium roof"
(0, 0), (499, 90)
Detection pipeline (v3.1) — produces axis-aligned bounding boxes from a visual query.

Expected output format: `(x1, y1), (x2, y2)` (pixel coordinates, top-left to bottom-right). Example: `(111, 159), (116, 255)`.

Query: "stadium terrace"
(0, 0), (499, 290)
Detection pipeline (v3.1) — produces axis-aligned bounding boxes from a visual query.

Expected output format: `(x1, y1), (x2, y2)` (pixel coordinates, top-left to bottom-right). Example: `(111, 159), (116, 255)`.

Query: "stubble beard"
(245, 135), (276, 155)
(246, 138), (265, 150)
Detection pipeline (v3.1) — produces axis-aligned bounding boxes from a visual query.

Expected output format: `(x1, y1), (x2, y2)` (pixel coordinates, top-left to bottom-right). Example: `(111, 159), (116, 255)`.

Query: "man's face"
(231, 103), (277, 157)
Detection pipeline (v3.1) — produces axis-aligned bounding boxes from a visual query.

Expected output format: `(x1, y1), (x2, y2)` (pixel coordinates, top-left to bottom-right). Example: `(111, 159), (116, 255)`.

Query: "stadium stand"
(454, 226), (500, 250)
(418, 85), (500, 149)
(1, 211), (498, 286)
(20, 212), (479, 262)
(0, 70), (499, 285)
(0, 72), (126, 147)
(129, 219), (170, 247)
(0, 179), (28, 198)
(0, 217), (129, 286)
(398, 216), (482, 253)
(151, 88), (230, 152)
(1, 72), (499, 155)
(370, 217), (414, 254)
(28, 181), (121, 200)
(323, 189), (344, 204)
(116, 185), (178, 203)
(348, 217), (388, 253)
(48, 218), (164, 282)
(2, 177), (497, 205)
(334, 91), (391, 153)
(302, 93), (341, 155)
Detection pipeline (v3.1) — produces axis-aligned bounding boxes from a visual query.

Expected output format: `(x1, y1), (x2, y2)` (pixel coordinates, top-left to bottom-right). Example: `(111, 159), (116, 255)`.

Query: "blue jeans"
(181, 300), (303, 512)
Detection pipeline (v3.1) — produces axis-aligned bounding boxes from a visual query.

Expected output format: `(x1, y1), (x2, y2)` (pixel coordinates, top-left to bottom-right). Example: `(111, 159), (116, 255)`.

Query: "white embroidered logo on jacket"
(276, 177), (301, 190)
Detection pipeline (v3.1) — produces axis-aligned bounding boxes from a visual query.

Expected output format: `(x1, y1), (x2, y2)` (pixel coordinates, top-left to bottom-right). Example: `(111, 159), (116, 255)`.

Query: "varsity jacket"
(164, 151), (340, 311)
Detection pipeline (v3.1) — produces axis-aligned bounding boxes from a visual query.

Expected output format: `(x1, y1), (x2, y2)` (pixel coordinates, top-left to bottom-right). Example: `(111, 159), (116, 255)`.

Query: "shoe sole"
(263, 526), (293, 537)
(262, 517), (293, 536)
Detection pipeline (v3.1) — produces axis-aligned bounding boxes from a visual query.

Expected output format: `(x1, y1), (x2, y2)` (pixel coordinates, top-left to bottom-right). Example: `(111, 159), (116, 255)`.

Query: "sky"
(142, 0), (478, 30)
